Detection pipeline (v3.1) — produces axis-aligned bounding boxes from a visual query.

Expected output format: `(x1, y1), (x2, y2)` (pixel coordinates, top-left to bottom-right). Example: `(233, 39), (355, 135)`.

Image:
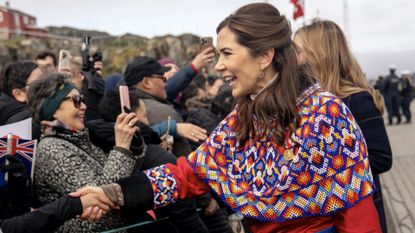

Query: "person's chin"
(231, 89), (240, 98)
(76, 122), (85, 131)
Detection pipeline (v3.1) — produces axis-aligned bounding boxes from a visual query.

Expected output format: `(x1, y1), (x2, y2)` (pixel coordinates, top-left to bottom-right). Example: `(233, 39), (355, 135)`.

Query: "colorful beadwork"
(144, 165), (179, 208)
(146, 84), (374, 222)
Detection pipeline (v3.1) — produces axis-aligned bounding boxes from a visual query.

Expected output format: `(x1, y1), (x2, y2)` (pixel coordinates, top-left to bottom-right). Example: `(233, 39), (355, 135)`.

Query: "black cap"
(124, 56), (171, 86)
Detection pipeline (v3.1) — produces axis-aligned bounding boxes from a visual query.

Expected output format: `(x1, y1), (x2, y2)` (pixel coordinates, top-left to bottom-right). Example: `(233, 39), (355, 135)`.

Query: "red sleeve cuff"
(190, 63), (199, 74)
(166, 156), (210, 199)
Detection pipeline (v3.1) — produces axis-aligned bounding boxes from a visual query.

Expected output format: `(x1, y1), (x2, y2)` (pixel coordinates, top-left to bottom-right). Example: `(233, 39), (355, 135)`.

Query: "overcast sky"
(6, 0), (415, 54)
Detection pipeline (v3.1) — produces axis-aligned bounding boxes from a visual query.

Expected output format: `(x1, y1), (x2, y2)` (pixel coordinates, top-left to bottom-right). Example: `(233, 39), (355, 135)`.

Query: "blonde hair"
(295, 19), (385, 113)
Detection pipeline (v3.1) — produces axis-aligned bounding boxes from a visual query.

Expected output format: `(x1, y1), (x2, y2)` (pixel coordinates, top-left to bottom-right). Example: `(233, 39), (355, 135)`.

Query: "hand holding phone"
(200, 37), (213, 52)
(119, 85), (131, 113)
(58, 50), (72, 73)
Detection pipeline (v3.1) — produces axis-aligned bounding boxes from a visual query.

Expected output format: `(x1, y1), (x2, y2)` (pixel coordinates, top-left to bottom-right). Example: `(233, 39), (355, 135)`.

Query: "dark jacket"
(81, 71), (105, 121)
(185, 108), (219, 150)
(0, 92), (41, 140)
(342, 91), (392, 233)
(166, 65), (197, 102)
(135, 89), (192, 157)
(383, 74), (401, 97)
(0, 196), (82, 233)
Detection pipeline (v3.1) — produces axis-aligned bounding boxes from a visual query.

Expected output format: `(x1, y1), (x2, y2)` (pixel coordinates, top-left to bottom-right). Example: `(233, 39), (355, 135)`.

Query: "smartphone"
(119, 85), (131, 113)
(58, 50), (72, 73)
(200, 37), (213, 52)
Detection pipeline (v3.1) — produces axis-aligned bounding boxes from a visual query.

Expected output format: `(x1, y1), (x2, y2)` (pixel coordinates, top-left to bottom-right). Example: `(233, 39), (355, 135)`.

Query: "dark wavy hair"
(217, 3), (307, 145)
(27, 73), (71, 123)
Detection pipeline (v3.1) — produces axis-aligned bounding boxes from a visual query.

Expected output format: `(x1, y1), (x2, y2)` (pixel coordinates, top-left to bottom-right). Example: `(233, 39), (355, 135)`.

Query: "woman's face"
(53, 89), (87, 131)
(214, 27), (264, 98)
(293, 34), (307, 65)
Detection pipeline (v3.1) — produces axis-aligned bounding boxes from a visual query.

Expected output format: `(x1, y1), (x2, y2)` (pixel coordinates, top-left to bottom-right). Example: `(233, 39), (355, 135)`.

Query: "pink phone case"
(119, 85), (131, 113)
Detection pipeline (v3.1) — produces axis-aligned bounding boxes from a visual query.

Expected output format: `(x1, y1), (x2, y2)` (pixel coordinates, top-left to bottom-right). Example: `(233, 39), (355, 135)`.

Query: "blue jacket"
(150, 120), (178, 138)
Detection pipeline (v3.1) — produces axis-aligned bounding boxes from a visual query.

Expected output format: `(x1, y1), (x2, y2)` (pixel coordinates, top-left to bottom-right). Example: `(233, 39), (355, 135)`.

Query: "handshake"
(70, 185), (121, 222)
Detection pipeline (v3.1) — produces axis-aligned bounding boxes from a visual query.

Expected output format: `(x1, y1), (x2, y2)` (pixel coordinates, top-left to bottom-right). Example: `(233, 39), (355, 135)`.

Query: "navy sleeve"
(343, 92), (393, 175)
(166, 65), (197, 101)
(0, 196), (82, 233)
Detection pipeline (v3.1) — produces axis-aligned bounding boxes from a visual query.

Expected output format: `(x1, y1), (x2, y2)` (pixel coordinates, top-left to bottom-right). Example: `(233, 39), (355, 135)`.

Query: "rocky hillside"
(0, 26), (211, 76)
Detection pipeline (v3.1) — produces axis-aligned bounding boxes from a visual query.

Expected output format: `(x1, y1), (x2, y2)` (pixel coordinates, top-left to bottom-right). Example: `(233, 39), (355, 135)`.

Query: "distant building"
(0, 1), (47, 39)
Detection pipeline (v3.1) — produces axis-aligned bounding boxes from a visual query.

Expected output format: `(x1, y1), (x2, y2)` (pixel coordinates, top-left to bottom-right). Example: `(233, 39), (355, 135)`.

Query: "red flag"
(290, 0), (304, 20)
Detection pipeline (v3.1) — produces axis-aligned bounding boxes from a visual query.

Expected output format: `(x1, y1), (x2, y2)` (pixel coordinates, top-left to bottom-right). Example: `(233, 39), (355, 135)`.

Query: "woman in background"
(295, 19), (393, 232)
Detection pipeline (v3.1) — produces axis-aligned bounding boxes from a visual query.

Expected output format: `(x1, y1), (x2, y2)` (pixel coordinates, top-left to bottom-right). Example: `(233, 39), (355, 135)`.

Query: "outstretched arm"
(0, 193), (113, 233)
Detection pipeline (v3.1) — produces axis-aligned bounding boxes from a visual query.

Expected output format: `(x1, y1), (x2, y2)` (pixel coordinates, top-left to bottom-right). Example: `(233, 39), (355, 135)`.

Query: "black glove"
(0, 155), (29, 191)
(0, 155), (32, 217)
(0, 155), (25, 175)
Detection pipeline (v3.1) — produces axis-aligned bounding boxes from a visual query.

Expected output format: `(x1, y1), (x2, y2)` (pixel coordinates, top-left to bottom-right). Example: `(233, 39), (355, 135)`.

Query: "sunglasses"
(62, 95), (85, 109)
(150, 75), (167, 83)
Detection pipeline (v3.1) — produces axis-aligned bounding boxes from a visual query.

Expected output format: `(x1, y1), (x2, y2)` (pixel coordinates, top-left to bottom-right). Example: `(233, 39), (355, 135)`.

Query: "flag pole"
(302, 0), (305, 25)
(5, 133), (13, 182)
(343, 0), (351, 49)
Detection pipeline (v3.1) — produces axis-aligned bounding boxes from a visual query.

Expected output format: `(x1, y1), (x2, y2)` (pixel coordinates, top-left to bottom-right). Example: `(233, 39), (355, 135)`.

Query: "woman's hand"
(160, 134), (173, 152)
(177, 123), (208, 142)
(70, 186), (116, 222)
(114, 112), (140, 150)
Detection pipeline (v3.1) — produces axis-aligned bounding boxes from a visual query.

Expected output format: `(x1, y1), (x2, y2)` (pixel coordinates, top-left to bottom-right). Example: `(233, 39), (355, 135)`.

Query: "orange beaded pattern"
(186, 84), (374, 222)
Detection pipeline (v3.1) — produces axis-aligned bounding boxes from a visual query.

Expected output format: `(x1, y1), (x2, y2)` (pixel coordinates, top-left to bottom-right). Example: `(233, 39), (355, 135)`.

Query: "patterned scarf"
(185, 83), (374, 222)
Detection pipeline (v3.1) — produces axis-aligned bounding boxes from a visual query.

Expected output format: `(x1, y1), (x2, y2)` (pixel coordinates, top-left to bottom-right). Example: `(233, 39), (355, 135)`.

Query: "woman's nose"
(214, 59), (225, 72)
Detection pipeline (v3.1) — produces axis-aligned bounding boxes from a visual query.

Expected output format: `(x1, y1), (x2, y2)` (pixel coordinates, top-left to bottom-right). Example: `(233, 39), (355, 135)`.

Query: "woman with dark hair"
(294, 19), (392, 233)
(73, 3), (381, 232)
(27, 73), (143, 232)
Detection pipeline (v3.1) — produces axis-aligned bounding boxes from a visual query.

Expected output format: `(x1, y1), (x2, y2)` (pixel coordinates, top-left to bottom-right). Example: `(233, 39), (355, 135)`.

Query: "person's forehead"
(27, 67), (43, 84)
(68, 88), (80, 96)
(216, 27), (238, 50)
(165, 63), (178, 68)
(37, 56), (54, 64)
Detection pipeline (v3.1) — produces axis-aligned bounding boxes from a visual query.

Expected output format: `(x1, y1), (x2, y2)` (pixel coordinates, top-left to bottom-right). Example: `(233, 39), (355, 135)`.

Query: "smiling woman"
(26, 73), (145, 232)
(72, 3), (382, 233)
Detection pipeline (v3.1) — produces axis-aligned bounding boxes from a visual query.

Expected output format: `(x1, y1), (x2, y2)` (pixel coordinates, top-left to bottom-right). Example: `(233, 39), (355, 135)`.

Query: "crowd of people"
(0, 2), (409, 233)
(374, 67), (414, 125)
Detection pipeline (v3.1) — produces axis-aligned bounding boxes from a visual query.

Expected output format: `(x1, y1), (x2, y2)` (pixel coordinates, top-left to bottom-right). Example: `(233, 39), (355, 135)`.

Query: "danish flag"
(290, 0), (304, 20)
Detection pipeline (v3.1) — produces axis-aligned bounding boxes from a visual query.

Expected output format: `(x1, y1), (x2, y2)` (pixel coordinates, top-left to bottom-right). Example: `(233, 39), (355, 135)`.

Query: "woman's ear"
(259, 48), (275, 70)
(12, 88), (27, 103)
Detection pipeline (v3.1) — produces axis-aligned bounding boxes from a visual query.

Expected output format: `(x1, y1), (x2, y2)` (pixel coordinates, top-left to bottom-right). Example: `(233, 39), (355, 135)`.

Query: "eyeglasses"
(150, 75), (167, 83)
(62, 95), (85, 109)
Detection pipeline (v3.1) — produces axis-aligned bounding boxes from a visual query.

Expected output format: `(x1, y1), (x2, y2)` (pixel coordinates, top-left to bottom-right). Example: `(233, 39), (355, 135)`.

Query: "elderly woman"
(28, 73), (143, 232)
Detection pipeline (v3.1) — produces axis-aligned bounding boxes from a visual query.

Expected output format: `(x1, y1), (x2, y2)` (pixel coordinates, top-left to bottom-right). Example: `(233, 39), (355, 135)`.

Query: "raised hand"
(114, 112), (140, 150)
(192, 47), (216, 70)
